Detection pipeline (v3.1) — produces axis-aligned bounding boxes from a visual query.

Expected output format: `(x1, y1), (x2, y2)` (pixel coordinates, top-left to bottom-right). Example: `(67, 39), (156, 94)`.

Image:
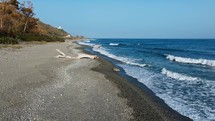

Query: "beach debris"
(55, 49), (99, 59)
(55, 49), (72, 59)
(113, 67), (120, 72)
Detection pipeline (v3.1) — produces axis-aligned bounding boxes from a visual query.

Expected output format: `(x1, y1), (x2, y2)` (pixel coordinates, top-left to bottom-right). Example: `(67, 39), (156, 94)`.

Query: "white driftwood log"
(55, 49), (72, 59)
(55, 49), (98, 59)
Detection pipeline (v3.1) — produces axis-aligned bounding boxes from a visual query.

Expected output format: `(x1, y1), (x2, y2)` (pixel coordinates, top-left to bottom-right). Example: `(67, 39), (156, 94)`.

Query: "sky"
(20, 0), (215, 38)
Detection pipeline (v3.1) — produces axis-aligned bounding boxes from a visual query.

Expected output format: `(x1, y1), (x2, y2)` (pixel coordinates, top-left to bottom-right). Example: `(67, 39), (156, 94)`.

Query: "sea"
(78, 39), (215, 121)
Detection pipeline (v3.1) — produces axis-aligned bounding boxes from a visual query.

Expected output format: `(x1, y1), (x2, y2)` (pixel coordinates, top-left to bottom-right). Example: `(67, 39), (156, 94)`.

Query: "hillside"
(0, 0), (84, 44)
(38, 21), (70, 37)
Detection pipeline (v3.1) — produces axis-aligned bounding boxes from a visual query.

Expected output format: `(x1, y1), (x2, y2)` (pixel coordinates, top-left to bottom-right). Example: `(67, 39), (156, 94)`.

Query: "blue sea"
(78, 39), (215, 121)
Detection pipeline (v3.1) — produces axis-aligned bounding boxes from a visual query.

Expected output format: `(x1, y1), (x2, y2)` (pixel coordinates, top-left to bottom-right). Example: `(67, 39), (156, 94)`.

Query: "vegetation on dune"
(18, 33), (65, 42)
(0, 36), (18, 44)
(0, 0), (70, 44)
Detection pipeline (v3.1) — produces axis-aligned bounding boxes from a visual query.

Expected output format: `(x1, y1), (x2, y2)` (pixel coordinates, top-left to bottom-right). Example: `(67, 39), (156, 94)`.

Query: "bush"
(18, 34), (65, 42)
(0, 37), (18, 44)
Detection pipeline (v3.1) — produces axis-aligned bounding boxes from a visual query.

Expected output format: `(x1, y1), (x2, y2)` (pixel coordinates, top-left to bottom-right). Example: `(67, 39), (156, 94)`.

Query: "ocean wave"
(161, 68), (198, 81)
(121, 64), (215, 121)
(78, 41), (96, 47)
(93, 47), (147, 67)
(166, 54), (215, 67)
(126, 62), (147, 67)
(109, 43), (119, 46)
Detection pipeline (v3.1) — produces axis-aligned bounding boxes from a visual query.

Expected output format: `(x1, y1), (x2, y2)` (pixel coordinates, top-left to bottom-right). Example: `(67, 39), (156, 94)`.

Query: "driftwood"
(56, 49), (72, 59)
(55, 49), (98, 59)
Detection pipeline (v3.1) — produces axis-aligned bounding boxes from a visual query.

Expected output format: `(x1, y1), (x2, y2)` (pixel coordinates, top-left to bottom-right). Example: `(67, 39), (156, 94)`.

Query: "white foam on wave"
(109, 43), (119, 46)
(120, 64), (215, 121)
(78, 41), (95, 47)
(93, 47), (147, 67)
(166, 54), (215, 67)
(85, 40), (91, 43)
(161, 68), (198, 81)
(127, 62), (147, 67)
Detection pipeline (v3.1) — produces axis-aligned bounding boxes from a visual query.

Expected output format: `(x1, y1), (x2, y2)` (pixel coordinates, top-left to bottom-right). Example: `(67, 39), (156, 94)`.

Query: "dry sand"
(0, 40), (192, 121)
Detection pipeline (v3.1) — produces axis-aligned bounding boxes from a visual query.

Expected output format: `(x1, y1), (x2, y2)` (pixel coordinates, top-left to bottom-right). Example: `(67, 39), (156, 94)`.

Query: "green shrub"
(0, 33), (65, 44)
(0, 37), (18, 44)
(18, 34), (65, 42)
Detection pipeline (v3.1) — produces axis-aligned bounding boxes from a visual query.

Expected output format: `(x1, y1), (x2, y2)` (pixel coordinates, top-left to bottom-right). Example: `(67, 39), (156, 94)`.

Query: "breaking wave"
(78, 41), (95, 47)
(93, 47), (147, 67)
(166, 54), (215, 67)
(161, 68), (198, 81)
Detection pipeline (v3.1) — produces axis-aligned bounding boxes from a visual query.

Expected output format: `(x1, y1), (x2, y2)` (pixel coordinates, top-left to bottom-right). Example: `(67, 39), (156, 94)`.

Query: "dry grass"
(0, 41), (50, 49)
(0, 44), (23, 49)
(38, 21), (69, 36)
(22, 41), (48, 45)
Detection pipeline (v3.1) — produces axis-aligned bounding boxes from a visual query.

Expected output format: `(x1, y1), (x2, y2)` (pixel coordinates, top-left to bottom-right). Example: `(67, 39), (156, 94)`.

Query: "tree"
(10, 10), (23, 34)
(0, 0), (7, 30)
(0, 7), (3, 30)
(0, 0), (12, 35)
(0, 0), (40, 37)
(20, 1), (38, 33)
(9, 0), (19, 10)
(0, 0), (21, 35)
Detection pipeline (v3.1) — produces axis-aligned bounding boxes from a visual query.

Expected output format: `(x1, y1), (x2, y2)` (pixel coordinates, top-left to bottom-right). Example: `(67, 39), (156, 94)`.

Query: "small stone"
(53, 96), (56, 99)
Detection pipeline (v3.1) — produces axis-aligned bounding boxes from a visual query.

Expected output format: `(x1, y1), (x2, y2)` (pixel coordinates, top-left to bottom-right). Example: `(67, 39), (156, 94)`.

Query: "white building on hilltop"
(66, 34), (71, 38)
(57, 26), (62, 29)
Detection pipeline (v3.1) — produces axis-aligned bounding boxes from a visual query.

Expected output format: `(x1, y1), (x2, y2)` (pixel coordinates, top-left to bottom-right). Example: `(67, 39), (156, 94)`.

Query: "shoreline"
(79, 43), (192, 121)
(0, 40), (192, 120)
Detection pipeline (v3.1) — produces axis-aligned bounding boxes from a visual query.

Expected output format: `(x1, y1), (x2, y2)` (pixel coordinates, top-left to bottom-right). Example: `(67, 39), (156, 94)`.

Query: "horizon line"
(89, 38), (215, 40)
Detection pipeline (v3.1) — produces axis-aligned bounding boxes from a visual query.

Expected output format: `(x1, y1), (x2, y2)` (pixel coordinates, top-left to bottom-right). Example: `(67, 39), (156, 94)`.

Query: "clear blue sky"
(22, 0), (215, 38)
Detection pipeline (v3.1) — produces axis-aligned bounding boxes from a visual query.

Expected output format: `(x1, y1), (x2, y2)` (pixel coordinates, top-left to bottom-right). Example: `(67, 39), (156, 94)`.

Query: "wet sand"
(0, 41), (192, 121)
(92, 54), (192, 121)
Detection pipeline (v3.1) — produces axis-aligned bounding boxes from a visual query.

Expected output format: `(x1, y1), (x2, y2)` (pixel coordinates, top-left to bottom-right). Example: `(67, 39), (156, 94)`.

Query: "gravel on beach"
(0, 41), (192, 121)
